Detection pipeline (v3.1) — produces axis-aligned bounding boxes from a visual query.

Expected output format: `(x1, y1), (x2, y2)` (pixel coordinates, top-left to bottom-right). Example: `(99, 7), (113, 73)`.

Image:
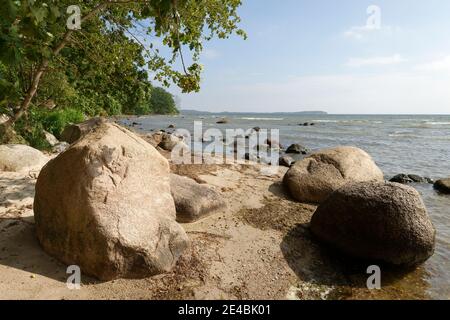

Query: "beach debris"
(0, 144), (49, 173)
(283, 146), (384, 203)
(311, 181), (436, 267)
(170, 174), (226, 223)
(34, 122), (189, 280)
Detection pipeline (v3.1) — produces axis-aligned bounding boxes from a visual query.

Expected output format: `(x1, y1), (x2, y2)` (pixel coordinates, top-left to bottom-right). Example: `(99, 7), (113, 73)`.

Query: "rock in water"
(0, 144), (49, 173)
(434, 178), (450, 194)
(311, 182), (436, 266)
(34, 122), (189, 280)
(216, 118), (229, 124)
(60, 117), (106, 144)
(283, 146), (384, 203)
(170, 174), (226, 222)
(285, 143), (308, 154)
(390, 174), (433, 184)
(390, 174), (413, 184)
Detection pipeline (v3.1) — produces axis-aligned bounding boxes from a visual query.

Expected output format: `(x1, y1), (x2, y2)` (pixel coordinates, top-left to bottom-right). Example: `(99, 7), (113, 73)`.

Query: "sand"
(0, 159), (431, 300)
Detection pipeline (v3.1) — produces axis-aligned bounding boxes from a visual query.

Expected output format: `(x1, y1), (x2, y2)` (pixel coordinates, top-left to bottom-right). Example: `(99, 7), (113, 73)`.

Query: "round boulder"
(170, 174), (226, 223)
(283, 146), (384, 203)
(34, 122), (189, 280)
(311, 182), (436, 267)
(0, 144), (49, 173)
(285, 143), (308, 154)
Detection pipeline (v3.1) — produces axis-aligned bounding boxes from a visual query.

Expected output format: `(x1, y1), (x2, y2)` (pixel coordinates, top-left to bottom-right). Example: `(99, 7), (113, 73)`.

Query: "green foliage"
(14, 106), (84, 149)
(40, 108), (85, 137)
(149, 87), (178, 114)
(0, 0), (245, 148)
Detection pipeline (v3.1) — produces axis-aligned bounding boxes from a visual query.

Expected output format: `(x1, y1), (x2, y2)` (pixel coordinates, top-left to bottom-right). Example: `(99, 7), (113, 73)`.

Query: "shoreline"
(0, 122), (440, 299)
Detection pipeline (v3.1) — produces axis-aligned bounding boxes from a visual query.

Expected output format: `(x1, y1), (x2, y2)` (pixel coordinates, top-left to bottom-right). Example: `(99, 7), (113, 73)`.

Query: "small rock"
(43, 130), (59, 146)
(52, 142), (70, 154)
(170, 174), (226, 223)
(216, 118), (229, 124)
(434, 178), (450, 194)
(279, 156), (294, 167)
(285, 144), (308, 154)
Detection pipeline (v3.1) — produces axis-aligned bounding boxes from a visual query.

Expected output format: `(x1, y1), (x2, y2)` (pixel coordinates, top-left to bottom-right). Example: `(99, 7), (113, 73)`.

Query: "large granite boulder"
(283, 146), (384, 203)
(0, 144), (49, 173)
(170, 174), (226, 222)
(60, 117), (105, 144)
(311, 182), (436, 266)
(34, 122), (189, 280)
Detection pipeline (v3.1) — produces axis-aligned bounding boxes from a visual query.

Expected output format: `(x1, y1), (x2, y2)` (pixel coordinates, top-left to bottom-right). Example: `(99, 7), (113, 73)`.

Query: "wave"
(424, 122), (450, 125)
(239, 117), (284, 121)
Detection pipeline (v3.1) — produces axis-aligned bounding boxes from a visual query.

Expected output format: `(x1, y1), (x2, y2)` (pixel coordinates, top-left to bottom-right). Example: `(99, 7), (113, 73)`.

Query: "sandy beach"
(0, 143), (435, 300)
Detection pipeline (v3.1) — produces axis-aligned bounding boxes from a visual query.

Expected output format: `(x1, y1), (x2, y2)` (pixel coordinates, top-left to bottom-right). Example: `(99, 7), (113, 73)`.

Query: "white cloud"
(343, 25), (399, 41)
(345, 54), (406, 67)
(415, 55), (450, 72)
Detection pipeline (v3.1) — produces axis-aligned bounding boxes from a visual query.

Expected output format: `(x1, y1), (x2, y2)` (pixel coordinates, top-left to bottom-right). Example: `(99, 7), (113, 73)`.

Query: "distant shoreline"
(180, 110), (328, 115)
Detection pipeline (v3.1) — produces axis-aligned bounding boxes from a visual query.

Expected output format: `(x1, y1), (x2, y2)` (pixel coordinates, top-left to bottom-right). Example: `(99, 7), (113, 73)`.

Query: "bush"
(41, 108), (85, 138)
(14, 107), (85, 149)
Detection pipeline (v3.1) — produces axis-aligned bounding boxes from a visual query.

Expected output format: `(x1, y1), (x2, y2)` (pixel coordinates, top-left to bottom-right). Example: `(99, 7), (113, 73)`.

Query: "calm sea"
(121, 113), (450, 299)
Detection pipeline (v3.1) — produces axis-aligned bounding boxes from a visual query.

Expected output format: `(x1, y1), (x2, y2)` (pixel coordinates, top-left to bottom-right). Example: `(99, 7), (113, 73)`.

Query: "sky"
(165, 0), (450, 114)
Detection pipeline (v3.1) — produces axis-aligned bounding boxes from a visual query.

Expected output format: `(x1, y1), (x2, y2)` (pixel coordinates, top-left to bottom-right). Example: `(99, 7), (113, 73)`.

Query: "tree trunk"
(1, 2), (109, 131)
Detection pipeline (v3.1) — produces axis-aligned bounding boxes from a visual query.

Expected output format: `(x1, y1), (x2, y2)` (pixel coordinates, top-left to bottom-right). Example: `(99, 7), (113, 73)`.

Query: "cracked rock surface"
(33, 122), (189, 280)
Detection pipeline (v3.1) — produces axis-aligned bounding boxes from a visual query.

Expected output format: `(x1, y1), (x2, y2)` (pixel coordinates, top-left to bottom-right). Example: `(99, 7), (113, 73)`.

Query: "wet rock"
(285, 144), (308, 154)
(168, 124), (175, 129)
(34, 122), (189, 280)
(0, 144), (49, 173)
(390, 174), (413, 184)
(434, 178), (450, 194)
(216, 118), (229, 124)
(170, 174), (226, 222)
(390, 174), (434, 184)
(283, 146), (384, 203)
(311, 181), (436, 267)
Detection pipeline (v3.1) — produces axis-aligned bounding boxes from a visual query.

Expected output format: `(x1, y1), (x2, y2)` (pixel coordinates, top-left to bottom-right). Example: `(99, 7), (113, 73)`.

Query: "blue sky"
(165, 0), (450, 114)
